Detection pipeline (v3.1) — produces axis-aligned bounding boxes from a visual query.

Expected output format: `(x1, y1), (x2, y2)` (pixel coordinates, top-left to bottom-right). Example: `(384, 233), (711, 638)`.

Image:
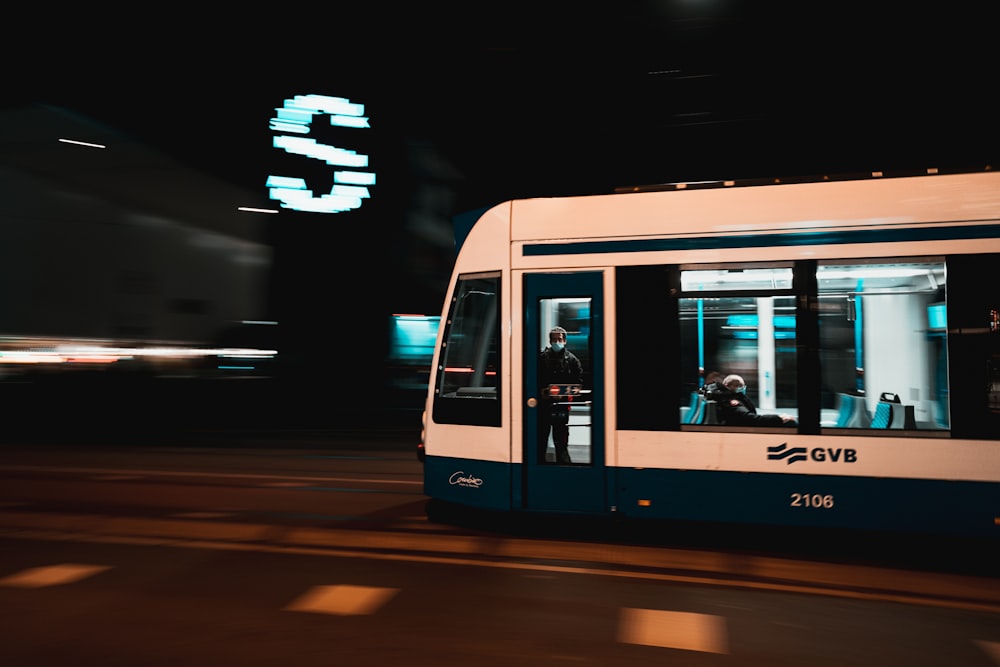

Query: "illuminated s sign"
(266, 94), (376, 214)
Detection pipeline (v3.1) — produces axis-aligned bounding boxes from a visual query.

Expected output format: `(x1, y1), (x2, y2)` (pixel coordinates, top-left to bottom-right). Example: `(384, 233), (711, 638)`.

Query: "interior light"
(818, 267), (928, 280)
(237, 207), (279, 214)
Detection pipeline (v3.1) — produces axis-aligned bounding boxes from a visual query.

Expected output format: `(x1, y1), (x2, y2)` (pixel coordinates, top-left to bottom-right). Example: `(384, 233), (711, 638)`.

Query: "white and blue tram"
(419, 169), (1000, 537)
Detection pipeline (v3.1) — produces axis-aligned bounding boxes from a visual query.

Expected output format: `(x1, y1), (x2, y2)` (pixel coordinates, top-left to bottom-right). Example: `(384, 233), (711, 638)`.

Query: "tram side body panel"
(423, 203), (515, 511)
(424, 173), (1000, 535)
(507, 172), (1000, 250)
(613, 467), (999, 536)
(613, 430), (1000, 536)
(503, 173), (1000, 537)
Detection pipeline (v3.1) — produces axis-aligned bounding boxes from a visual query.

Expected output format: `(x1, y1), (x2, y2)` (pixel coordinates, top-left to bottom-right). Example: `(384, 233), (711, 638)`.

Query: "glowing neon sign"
(266, 94), (376, 213)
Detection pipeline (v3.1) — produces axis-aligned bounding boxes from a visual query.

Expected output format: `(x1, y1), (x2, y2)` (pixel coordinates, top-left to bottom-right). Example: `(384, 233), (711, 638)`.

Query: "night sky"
(17, 3), (999, 197)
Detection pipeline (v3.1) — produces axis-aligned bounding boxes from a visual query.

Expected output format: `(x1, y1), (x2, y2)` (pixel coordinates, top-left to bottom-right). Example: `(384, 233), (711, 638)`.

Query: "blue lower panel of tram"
(424, 456), (513, 511)
(614, 468), (998, 537)
(426, 456), (998, 537)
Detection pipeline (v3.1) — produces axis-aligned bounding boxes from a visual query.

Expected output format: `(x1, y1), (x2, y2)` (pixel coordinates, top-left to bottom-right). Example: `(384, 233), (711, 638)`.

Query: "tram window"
(678, 264), (797, 426)
(679, 295), (798, 425)
(432, 274), (501, 426)
(817, 259), (948, 431)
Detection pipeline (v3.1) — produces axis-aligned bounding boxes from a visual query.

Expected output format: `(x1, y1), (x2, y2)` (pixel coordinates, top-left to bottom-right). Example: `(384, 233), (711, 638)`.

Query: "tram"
(418, 169), (1000, 537)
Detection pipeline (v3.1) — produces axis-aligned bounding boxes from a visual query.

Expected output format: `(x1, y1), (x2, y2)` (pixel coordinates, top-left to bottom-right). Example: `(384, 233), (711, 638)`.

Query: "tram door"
(523, 272), (605, 513)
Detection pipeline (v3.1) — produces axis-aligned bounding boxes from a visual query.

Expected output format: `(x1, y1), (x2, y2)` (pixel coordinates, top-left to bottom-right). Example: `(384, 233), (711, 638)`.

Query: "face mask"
(736, 385), (747, 394)
(550, 342), (565, 352)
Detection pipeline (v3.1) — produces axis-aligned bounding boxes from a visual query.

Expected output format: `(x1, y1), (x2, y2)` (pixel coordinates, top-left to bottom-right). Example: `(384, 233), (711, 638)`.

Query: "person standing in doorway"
(538, 326), (583, 463)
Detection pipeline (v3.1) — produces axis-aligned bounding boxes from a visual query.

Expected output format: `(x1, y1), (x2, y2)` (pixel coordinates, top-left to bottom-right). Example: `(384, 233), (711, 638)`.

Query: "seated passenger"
(711, 374), (797, 427)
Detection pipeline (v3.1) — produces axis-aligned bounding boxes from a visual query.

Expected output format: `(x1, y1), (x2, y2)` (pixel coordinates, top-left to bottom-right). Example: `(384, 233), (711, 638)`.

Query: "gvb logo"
(767, 443), (858, 465)
(767, 443), (807, 464)
(266, 94), (376, 214)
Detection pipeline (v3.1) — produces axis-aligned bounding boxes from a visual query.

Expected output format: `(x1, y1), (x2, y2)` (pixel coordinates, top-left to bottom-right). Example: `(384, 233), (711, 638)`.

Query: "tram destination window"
(432, 273), (501, 426)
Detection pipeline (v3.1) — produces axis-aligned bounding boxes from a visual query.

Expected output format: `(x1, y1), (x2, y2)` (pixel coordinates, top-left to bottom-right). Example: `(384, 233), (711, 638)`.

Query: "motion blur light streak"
(58, 138), (106, 149)
(237, 207), (279, 213)
(0, 339), (277, 366)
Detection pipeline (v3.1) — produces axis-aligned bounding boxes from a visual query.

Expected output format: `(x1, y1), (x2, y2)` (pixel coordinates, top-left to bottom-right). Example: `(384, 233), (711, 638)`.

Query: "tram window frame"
(816, 257), (949, 433)
(431, 272), (502, 427)
(677, 262), (798, 430)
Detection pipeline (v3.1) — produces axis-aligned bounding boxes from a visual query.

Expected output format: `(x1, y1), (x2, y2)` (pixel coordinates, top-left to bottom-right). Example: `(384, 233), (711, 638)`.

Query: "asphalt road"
(0, 437), (998, 666)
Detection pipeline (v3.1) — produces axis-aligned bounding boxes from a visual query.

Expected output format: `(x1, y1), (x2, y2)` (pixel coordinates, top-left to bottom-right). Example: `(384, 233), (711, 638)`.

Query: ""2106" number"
(790, 493), (834, 508)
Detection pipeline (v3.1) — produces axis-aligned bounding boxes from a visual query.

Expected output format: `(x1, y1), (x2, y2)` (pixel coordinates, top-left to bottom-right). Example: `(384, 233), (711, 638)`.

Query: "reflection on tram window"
(817, 259), (948, 430)
(432, 273), (501, 427)
(438, 275), (499, 399)
(677, 260), (950, 431)
(679, 294), (798, 426)
(679, 263), (798, 427)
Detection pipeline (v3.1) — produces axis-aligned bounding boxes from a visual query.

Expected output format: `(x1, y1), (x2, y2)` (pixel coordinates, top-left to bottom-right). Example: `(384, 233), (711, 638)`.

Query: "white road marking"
(0, 527), (996, 614)
(618, 608), (728, 654)
(0, 563), (111, 588)
(284, 584), (399, 616)
(976, 640), (1000, 665)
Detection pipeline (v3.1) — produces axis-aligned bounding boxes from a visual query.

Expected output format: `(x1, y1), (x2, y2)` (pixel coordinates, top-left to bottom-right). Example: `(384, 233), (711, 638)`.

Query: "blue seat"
(681, 392), (719, 425)
(681, 392), (702, 424)
(871, 392), (916, 429)
(871, 401), (892, 429)
(834, 393), (872, 428)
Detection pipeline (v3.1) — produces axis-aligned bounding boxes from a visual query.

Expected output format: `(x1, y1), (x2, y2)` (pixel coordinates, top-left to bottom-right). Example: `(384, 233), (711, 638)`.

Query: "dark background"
(3, 1), (998, 434)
